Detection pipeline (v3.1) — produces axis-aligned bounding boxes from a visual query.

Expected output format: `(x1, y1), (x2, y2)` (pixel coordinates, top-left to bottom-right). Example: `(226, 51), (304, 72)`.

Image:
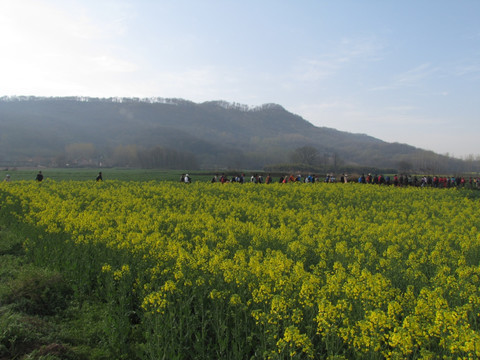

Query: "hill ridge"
(0, 95), (285, 112)
(0, 96), (463, 172)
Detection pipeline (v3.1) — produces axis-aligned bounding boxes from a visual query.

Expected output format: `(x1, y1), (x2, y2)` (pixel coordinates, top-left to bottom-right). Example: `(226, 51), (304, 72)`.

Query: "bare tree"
(112, 145), (139, 167)
(290, 146), (319, 166)
(397, 160), (412, 173)
(65, 143), (96, 165)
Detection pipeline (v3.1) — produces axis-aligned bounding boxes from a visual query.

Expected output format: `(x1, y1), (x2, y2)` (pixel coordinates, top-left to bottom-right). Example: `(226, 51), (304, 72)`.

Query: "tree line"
(9, 142), (480, 175)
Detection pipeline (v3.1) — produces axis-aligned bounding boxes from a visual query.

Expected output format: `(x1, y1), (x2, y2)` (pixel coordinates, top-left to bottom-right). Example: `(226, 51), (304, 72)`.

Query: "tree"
(289, 146), (319, 166)
(397, 160), (412, 173)
(138, 146), (199, 169)
(112, 145), (139, 167)
(65, 143), (96, 165)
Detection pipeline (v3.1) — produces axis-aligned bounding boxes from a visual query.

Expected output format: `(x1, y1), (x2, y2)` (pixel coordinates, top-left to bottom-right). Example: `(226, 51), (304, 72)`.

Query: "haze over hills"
(0, 96), (468, 173)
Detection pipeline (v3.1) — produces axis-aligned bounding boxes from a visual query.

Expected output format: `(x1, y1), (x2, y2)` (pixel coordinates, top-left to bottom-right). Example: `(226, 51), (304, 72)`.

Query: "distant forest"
(1, 96), (478, 175)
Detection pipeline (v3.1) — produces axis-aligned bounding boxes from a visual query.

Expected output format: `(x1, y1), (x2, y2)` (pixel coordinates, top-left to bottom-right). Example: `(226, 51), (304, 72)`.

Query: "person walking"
(35, 171), (44, 182)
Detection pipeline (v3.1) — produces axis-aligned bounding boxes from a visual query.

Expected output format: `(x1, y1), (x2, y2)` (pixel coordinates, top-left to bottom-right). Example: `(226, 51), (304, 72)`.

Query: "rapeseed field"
(1, 180), (479, 359)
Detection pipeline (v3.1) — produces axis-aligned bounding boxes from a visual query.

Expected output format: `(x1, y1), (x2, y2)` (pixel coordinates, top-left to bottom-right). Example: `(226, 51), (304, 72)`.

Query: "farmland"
(1, 179), (479, 359)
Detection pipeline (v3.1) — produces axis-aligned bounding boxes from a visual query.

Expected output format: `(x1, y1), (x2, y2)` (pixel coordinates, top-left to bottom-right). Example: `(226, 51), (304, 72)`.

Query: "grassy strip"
(0, 225), (113, 360)
(0, 168), (217, 182)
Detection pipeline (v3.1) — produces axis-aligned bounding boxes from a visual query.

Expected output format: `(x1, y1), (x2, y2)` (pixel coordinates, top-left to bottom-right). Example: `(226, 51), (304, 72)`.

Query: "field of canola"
(0, 180), (479, 359)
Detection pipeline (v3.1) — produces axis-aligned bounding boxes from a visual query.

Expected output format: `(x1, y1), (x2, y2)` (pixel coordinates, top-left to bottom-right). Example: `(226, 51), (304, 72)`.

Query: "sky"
(1, 0), (479, 158)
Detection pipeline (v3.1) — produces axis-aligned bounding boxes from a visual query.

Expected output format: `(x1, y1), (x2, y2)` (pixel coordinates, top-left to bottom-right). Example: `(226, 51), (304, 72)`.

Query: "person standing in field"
(96, 172), (103, 181)
(4, 174), (11, 182)
(35, 171), (44, 182)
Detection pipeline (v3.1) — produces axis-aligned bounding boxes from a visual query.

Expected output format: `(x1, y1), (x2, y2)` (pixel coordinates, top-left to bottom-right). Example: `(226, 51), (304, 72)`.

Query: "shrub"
(4, 268), (73, 316)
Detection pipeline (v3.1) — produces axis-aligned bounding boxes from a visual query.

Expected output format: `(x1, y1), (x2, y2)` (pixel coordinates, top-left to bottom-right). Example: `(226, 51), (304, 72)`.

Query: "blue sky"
(1, 0), (479, 157)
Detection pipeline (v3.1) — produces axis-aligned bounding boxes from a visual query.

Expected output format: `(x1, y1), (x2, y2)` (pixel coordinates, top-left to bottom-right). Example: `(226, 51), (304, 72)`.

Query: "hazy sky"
(1, 0), (479, 157)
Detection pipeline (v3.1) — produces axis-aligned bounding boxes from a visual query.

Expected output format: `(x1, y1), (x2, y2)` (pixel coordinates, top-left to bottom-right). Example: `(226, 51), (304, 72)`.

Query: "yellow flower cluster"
(1, 180), (479, 359)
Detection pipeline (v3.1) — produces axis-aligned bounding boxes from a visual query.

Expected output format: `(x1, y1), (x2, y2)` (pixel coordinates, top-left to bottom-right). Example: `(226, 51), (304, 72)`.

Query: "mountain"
(0, 96), (464, 172)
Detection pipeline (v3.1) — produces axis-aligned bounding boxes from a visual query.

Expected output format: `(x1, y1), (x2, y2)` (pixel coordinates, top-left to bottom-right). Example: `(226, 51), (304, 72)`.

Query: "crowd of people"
(354, 173), (479, 188)
(206, 172), (480, 189)
(3, 170), (479, 190)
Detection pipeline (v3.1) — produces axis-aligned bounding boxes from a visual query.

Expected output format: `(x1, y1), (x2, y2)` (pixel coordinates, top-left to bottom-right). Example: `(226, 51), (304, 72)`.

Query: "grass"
(0, 167), (276, 184)
(0, 168), (215, 182)
(0, 225), (113, 360)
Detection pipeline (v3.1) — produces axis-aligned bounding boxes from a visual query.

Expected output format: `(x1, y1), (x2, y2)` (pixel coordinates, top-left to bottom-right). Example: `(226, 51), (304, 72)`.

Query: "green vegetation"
(0, 225), (114, 359)
(0, 168), (216, 182)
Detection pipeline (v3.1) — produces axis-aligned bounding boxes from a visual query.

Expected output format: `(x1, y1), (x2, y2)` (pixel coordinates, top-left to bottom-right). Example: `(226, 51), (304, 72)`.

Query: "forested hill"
(0, 96), (463, 172)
